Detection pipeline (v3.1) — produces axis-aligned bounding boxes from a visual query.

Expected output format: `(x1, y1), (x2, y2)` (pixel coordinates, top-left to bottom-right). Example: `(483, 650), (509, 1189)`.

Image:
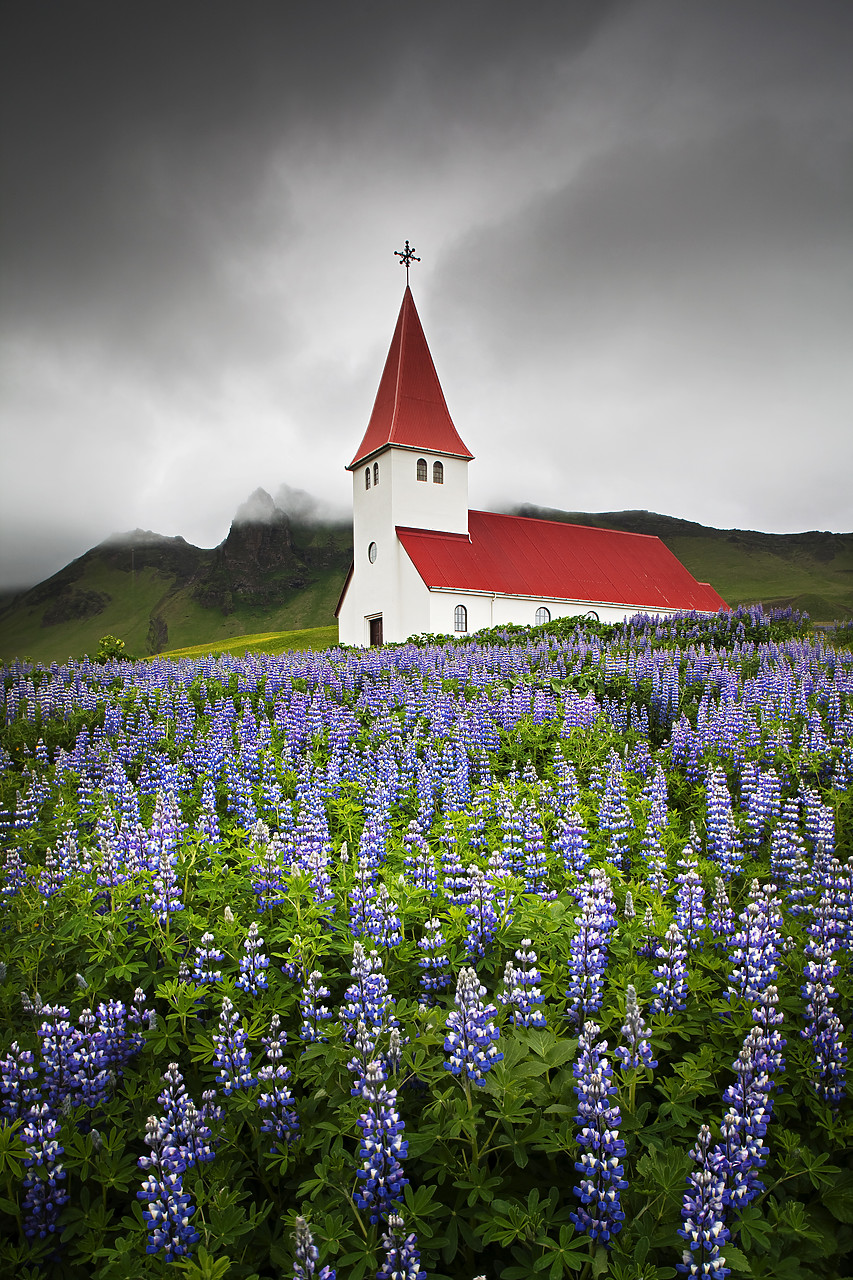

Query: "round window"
(368, 542), (377, 563)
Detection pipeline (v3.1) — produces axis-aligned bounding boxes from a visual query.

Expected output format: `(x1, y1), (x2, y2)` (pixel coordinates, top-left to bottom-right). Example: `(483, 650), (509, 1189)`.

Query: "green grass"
(665, 536), (853, 620)
(0, 566), (345, 665)
(157, 624), (340, 660)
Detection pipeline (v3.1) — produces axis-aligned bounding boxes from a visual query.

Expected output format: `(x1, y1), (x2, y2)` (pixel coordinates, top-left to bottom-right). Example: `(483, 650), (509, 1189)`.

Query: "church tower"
(338, 281), (473, 645)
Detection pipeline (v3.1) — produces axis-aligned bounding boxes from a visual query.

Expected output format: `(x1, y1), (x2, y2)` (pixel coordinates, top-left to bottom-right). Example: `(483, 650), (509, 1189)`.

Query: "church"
(336, 275), (727, 646)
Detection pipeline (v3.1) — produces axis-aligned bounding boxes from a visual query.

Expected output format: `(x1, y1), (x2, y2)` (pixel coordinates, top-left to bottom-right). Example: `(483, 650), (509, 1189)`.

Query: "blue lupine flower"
(137, 1114), (199, 1262)
(237, 921), (270, 995)
(614, 984), (657, 1072)
(377, 1213), (427, 1280)
(292, 1214), (336, 1280)
(21, 1102), (69, 1240)
(570, 1022), (627, 1246)
(213, 998), (256, 1095)
(651, 923), (689, 1016)
(464, 865), (499, 959)
(0, 1041), (41, 1121)
(257, 1014), (299, 1150)
(444, 967), (503, 1086)
(353, 1060), (408, 1224)
(299, 970), (333, 1043)
(566, 873), (615, 1024)
(677, 1125), (730, 1279)
(193, 932), (225, 985)
(417, 918), (452, 1002)
(674, 856), (706, 950)
(498, 938), (546, 1028)
(340, 943), (397, 1044)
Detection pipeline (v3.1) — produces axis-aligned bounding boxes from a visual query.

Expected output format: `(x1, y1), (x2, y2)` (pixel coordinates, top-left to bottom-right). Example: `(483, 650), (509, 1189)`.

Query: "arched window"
(454, 604), (468, 633)
(433, 460), (444, 484)
(364, 467), (371, 490)
(416, 458), (427, 482)
(535, 607), (551, 625)
(373, 462), (380, 486)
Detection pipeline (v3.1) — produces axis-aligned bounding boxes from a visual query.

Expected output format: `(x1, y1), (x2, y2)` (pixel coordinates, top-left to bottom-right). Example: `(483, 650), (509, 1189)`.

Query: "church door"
(369, 617), (383, 646)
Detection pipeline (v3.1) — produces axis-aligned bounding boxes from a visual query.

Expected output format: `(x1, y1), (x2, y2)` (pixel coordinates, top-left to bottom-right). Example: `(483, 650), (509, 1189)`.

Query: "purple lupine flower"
(726, 881), (783, 1006)
(157, 1063), (216, 1167)
(553, 805), (590, 879)
(674, 857), (706, 950)
(802, 932), (847, 1107)
(498, 938), (546, 1028)
(95, 998), (130, 1072)
(353, 1060), (408, 1224)
(712, 1016), (783, 1211)
(128, 986), (156, 1053)
(417, 918), (452, 1003)
(598, 754), (634, 873)
(193, 932), (225, 985)
(339, 943), (397, 1044)
(236, 921), (270, 996)
(0, 1041), (41, 1121)
(677, 1125), (730, 1280)
(520, 800), (549, 895)
(365, 883), (402, 950)
(566, 874), (615, 1025)
(299, 970), (333, 1043)
(709, 878), (735, 950)
(444, 967), (503, 1087)
(257, 1014), (299, 1149)
(20, 1102), (69, 1240)
(69, 1007), (111, 1108)
(137, 1114), (199, 1262)
(292, 1214), (336, 1280)
(464, 864), (499, 959)
(614, 984), (657, 1072)
(36, 1004), (78, 1111)
(570, 1021), (627, 1246)
(249, 821), (288, 911)
(651, 923), (689, 1016)
(705, 767), (742, 878)
(349, 856), (378, 939)
(377, 1213), (427, 1280)
(213, 998), (256, 1095)
(402, 819), (437, 895)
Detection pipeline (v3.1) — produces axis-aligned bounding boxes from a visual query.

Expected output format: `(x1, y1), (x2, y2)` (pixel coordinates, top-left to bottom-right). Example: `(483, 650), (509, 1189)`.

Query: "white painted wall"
(338, 444), (468, 644)
(427, 589), (686, 636)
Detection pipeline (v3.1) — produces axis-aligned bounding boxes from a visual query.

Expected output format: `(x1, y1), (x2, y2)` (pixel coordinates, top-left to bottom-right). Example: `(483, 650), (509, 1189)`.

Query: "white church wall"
(424, 589), (684, 637)
(386, 450), (469, 536)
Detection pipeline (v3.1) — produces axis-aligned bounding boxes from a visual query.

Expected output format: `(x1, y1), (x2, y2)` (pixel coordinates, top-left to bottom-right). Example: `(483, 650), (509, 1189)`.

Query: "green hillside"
(3, 500), (851, 665)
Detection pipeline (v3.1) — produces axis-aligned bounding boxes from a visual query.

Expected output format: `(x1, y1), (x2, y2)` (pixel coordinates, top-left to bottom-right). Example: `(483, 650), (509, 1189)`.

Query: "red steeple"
(348, 286), (473, 470)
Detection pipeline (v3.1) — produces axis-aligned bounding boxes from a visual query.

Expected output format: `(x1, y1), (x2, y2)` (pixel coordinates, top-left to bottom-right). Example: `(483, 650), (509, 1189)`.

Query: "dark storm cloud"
(1, 0), (852, 589)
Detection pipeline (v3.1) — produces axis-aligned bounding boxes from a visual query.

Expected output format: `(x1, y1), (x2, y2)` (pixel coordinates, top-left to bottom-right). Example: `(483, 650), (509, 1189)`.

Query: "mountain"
(1, 499), (850, 664)
(0, 490), (352, 663)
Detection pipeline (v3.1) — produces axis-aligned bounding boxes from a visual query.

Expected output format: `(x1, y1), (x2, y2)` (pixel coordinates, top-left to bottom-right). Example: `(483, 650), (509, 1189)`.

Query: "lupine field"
(1, 607), (852, 1280)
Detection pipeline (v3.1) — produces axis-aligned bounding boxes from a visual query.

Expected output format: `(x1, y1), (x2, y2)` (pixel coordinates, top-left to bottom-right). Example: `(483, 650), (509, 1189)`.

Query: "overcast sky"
(2, 1), (852, 590)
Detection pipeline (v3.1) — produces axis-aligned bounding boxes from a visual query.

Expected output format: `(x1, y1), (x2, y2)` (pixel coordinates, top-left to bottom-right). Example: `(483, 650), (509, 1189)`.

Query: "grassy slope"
(0, 564), (345, 664)
(664, 536), (853, 619)
(159, 624), (339, 660)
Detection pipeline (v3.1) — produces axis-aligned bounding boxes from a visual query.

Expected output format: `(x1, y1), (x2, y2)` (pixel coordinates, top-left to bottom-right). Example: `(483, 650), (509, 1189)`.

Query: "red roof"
(348, 286), (473, 469)
(397, 511), (729, 612)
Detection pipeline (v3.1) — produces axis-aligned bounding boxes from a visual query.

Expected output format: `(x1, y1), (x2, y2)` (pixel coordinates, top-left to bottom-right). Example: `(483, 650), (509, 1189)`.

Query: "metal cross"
(394, 240), (421, 284)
